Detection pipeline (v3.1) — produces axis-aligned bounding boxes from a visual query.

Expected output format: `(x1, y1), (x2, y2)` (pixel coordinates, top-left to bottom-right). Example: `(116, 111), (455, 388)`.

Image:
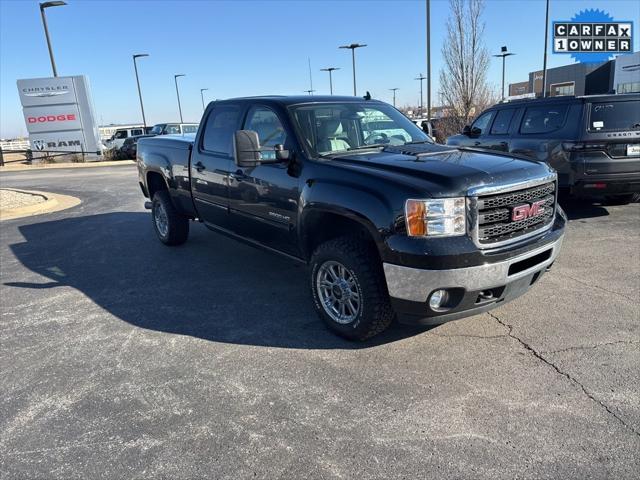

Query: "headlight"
(405, 197), (466, 237)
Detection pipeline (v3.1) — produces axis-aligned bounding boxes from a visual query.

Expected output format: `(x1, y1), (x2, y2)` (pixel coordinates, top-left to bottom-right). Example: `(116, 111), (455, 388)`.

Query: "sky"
(1, 0), (638, 138)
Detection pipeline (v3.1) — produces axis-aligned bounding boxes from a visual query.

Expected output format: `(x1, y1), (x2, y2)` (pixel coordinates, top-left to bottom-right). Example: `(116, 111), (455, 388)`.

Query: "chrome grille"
(476, 182), (556, 246)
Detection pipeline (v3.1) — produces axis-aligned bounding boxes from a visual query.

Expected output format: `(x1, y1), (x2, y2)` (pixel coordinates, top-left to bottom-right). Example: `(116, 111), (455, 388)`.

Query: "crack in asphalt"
(487, 312), (640, 438)
(554, 272), (637, 303)
(542, 340), (640, 355)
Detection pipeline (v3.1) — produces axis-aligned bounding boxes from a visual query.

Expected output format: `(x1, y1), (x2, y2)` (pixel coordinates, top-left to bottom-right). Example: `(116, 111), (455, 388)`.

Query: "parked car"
(104, 126), (145, 149)
(149, 123), (199, 136)
(447, 94), (640, 204)
(120, 134), (155, 159)
(137, 96), (565, 340)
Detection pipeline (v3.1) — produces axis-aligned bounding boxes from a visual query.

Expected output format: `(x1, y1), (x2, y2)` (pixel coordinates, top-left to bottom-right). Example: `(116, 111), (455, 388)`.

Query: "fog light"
(429, 289), (449, 312)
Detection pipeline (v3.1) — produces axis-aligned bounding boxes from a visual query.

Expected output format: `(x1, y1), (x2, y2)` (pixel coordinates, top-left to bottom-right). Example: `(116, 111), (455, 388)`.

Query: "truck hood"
(326, 144), (555, 197)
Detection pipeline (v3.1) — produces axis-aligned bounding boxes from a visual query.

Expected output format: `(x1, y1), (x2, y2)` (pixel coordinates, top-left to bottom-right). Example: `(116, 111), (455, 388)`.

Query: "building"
(508, 52), (639, 98)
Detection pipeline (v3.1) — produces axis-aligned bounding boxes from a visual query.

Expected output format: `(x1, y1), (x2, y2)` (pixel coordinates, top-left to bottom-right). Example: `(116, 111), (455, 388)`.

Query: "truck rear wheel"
(310, 236), (395, 341)
(152, 191), (189, 246)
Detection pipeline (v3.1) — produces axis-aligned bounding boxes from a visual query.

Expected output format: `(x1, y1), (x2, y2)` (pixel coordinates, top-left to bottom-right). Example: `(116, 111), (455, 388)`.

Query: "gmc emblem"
(512, 200), (546, 221)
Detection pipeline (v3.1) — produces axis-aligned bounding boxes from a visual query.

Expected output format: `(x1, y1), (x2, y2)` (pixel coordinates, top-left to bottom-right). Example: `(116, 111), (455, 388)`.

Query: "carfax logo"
(553, 9), (633, 63)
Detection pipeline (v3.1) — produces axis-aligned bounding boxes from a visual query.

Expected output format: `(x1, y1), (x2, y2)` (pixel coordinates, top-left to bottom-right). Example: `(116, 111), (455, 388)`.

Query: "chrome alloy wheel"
(316, 260), (362, 324)
(154, 201), (169, 237)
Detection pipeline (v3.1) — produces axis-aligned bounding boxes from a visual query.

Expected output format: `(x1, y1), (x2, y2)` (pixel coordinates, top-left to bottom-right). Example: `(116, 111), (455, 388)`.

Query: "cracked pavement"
(0, 165), (638, 479)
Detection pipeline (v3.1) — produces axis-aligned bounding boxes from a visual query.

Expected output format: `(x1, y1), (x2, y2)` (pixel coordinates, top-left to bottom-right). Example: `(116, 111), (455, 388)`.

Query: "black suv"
(447, 94), (640, 204)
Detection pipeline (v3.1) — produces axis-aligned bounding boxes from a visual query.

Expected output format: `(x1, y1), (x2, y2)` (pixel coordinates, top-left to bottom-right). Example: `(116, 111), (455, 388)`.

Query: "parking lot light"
(39, 1), (67, 77)
(494, 46), (516, 101)
(389, 87), (399, 107)
(320, 67), (340, 95)
(339, 43), (367, 96)
(133, 54), (149, 129)
(174, 74), (186, 123)
(200, 88), (209, 111)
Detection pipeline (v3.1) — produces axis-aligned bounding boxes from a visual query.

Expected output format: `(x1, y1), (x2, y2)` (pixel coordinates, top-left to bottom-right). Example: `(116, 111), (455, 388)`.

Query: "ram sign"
(17, 75), (102, 155)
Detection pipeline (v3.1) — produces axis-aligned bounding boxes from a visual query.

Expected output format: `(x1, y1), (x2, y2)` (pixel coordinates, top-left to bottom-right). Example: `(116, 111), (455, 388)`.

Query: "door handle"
(474, 141), (481, 146)
(194, 161), (206, 172)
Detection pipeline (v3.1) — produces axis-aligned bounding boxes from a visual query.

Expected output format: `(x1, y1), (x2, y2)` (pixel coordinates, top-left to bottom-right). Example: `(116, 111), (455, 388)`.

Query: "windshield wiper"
(347, 144), (386, 151)
(404, 140), (432, 145)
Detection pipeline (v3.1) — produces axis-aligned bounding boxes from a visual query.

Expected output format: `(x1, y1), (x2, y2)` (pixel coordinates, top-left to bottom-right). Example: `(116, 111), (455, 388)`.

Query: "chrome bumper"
(383, 236), (564, 302)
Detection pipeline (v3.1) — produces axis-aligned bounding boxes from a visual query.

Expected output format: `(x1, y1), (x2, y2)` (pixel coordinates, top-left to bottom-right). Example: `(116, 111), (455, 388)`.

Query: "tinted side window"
(490, 109), (516, 135)
(471, 111), (494, 134)
(520, 105), (568, 134)
(182, 125), (198, 134)
(165, 124), (181, 134)
(131, 129), (143, 136)
(202, 105), (241, 155)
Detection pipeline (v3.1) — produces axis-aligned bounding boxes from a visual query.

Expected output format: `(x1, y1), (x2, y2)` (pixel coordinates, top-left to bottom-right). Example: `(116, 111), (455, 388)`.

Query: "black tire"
(310, 236), (395, 341)
(603, 194), (634, 206)
(151, 190), (189, 246)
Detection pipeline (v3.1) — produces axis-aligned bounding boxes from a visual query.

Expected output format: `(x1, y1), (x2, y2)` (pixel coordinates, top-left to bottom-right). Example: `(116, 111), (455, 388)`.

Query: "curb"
(0, 189), (81, 221)
(0, 160), (135, 172)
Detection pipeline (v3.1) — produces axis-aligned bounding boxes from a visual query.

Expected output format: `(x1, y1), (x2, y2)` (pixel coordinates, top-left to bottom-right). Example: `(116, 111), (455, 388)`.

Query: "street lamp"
(39, 1), (67, 77)
(415, 74), (426, 117)
(339, 43), (367, 96)
(174, 74), (186, 123)
(320, 67), (340, 95)
(200, 88), (209, 111)
(389, 88), (399, 107)
(494, 46), (515, 101)
(132, 54), (149, 129)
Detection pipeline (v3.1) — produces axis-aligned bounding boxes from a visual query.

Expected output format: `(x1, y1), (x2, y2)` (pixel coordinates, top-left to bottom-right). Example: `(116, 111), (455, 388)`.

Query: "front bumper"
(384, 234), (564, 325)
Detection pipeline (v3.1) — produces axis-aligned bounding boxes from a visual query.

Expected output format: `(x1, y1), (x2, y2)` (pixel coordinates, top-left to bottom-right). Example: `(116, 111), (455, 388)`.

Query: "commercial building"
(508, 52), (639, 98)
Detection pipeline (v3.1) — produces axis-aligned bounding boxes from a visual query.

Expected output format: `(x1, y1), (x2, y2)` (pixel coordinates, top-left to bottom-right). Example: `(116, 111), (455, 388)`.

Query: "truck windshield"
(150, 125), (165, 135)
(290, 102), (432, 157)
(589, 100), (640, 132)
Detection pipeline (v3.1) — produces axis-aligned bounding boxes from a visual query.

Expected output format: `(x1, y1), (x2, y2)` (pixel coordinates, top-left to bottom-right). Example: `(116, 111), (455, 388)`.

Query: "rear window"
(589, 101), (640, 132)
(520, 105), (568, 134)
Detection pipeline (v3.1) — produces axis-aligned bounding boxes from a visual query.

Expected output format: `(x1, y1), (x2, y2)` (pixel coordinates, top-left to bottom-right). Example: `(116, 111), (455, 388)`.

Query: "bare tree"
(438, 0), (495, 136)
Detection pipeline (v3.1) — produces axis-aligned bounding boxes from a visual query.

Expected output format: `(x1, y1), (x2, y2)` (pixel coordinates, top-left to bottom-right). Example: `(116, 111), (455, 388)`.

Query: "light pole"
(426, 0), (431, 119)
(389, 88), (399, 107)
(415, 74), (426, 117)
(542, 0), (550, 97)
(339, 43), (367, 96)
(39, 1), (67, 77)
(174, 74), (185, 122)
(200, 88), (209, 111)
(494, 46), (515, 101)
(132, 54), (149, 129)
(320, 67), (340, 95)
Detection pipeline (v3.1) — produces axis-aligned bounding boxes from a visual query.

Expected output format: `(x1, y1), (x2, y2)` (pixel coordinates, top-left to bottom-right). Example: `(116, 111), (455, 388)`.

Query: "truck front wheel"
(310, 236), (395, 340)
(151, 191), (189, 246)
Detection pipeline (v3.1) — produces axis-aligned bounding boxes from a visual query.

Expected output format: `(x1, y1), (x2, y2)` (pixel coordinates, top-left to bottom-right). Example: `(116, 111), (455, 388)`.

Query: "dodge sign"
(17, 76), (102, 155)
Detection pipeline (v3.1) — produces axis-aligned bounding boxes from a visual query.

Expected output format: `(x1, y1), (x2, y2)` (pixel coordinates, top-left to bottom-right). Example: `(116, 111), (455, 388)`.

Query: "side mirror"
(274, 144), (290, 161)
(462, 125), (471, 136)
(471, 126), (482, 136)
(234, 130), (261, 167)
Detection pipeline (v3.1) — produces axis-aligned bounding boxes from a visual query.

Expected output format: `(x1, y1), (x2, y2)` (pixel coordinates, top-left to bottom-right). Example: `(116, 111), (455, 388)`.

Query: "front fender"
(298, 179), (398, 258)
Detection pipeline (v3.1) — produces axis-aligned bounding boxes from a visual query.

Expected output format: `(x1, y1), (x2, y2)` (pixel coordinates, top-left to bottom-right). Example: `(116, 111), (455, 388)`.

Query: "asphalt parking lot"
(1, 165), (638, 479)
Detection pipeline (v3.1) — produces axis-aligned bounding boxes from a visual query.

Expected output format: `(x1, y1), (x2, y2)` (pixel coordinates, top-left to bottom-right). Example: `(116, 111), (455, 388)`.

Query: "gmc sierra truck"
(137, 96), (566, 340)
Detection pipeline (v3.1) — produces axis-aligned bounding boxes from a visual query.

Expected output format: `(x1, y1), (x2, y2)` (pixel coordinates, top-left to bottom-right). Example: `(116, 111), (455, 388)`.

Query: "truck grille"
(476, 182), (556, 246)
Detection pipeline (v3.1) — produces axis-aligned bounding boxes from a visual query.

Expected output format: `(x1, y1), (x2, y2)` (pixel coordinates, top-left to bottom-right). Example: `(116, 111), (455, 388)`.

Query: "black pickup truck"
(137, 96), (566, 340)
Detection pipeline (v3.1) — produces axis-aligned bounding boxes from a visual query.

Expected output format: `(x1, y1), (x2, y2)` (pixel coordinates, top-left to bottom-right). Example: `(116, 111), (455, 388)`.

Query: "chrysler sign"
(17, 76), (102, 155)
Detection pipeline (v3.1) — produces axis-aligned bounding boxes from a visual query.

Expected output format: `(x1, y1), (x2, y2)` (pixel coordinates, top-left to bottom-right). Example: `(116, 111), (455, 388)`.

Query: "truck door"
(228, 105), (300, 256)
(457, 110), (495, 148)
(190, 104), (242, 229)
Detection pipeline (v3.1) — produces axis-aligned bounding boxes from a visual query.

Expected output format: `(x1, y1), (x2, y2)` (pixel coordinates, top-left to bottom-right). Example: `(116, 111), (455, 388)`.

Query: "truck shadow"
(6, 213), (428, 349)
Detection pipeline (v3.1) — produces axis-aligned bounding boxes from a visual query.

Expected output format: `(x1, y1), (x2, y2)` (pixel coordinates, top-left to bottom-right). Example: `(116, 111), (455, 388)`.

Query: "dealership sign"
(553, 9), (633, 63)
(17, 76), (102, 154)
